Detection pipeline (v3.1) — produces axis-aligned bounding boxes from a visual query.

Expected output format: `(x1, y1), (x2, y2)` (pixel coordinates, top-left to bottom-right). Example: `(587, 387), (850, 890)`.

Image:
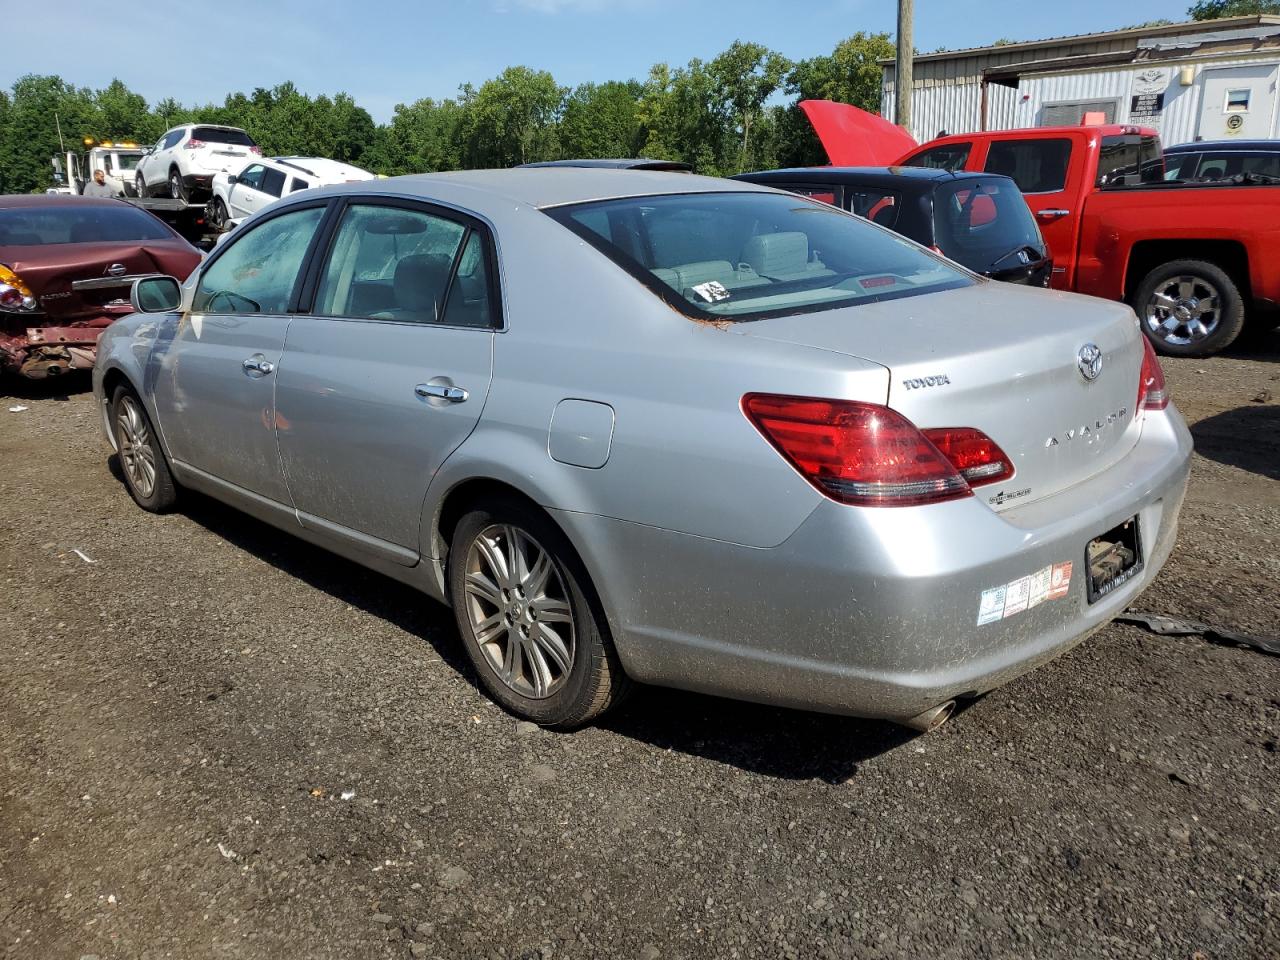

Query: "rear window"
(933, 179), (1043, 272)
(847, 189), (901, 229)
(0, 204), (173, 246)
(192, 126), (257, 147)
(546, 191), (971, 322)
(984, 139), (1071, 193)
(1097, 135), (1163, 187)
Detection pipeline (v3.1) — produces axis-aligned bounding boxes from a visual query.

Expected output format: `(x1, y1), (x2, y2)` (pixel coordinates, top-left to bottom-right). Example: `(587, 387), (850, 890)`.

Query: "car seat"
(370, 254), (454, 323)
(742, 232), (834, 281)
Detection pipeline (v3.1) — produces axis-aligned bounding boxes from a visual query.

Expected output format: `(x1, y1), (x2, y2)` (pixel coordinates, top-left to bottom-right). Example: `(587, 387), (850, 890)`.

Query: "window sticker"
(690, 280), (731, 303)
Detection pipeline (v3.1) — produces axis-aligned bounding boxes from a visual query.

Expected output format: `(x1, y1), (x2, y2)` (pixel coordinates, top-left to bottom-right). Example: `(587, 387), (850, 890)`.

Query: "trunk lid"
(6, 242), (193, 323)
(730, 282), (1144, 510)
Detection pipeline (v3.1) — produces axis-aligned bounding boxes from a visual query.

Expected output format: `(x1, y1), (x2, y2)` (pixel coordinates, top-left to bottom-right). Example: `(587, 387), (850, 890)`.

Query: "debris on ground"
(71, 549), (97, 564)
(1119, 610), (1280, 657)
(8, 405), (28, 412)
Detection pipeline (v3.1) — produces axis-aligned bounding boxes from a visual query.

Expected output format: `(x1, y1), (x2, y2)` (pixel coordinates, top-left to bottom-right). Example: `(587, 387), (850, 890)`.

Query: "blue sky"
(12, 0), (1187, 123)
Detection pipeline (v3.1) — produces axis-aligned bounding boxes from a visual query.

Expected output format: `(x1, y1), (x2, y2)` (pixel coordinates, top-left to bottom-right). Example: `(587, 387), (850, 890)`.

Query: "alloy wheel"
(1144, 275), (1222, 347)
(463, 524), (575, 700)
(116, 395), (157, 499)
(135, 174), (147, 198)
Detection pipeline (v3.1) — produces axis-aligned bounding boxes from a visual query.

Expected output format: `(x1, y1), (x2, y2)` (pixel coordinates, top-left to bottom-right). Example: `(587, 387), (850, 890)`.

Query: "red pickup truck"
(803, 100), (1280, 357)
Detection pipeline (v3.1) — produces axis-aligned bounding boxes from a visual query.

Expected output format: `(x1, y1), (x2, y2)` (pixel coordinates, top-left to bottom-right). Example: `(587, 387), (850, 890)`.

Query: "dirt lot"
(1, 336), (1277, 960)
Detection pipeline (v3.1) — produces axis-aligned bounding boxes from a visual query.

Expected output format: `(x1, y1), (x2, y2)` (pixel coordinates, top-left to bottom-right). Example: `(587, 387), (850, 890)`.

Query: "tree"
(558, 81), (645, 158)
(709, 41), (791, 170)
(775, 32), (895, 167)
(1189, 0), (1280, 17)
(461, 67), (565, 167)
(1, 75), (99, 193)
(639, 60), (735, 174)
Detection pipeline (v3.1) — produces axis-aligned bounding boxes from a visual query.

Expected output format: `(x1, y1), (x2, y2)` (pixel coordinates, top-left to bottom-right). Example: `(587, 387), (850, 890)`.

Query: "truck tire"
(1133, 259), (1245, 358)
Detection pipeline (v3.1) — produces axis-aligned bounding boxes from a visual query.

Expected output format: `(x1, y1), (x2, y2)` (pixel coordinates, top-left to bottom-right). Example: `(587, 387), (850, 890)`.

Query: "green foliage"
(1189, 0), (1280, 18)
(0, 35), (918, 191)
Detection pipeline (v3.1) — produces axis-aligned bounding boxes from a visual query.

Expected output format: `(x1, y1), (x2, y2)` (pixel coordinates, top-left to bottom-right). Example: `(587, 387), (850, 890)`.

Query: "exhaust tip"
(900, 700), (956, 733)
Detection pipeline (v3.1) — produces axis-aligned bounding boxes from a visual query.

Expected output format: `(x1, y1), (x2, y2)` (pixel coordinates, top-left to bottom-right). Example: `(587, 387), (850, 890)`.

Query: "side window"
(784, 185), (839, 206)
(193, 206), (325, 315)
(440, 232), (496, 328)
(846, 189), (900, 229)
(984, 139), (1071, 193)
(261, 168), (286, 198)
(313, 204), (470, 324)
(238, 164), (266, 191)
(163, 129), (184, 150)
(289, 177), (311, 193)
(904, 143), (971, 172)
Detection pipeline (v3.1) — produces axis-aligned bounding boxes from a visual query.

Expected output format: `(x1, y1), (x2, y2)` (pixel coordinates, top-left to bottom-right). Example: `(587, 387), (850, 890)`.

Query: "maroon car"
(0, 196), (201, 379)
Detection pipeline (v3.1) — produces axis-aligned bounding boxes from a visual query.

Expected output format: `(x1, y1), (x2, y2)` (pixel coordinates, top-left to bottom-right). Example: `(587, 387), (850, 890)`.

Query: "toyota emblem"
(1077, 343), (1104, 382)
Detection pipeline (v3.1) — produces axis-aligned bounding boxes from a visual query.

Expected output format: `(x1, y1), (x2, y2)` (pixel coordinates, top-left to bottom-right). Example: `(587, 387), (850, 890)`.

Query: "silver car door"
(150, 203), (328, 504)
(274, 200), (496, 561)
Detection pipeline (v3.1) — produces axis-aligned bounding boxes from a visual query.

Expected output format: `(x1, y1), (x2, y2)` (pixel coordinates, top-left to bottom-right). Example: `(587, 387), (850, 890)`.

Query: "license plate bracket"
(1085, 516), (1143, 604)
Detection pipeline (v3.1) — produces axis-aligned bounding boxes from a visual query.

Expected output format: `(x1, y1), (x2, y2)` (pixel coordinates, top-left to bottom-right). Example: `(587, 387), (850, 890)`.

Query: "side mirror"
(131, 275), (182, 313)
(226, 174), (238, 185)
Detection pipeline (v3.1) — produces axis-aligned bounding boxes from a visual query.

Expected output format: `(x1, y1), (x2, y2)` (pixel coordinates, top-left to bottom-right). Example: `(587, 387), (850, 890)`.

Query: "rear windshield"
(546, 191), (971, 322)
(0, 204), (173, 246)
(1097, 135), (1163, 187)
(192, 126), (257, 147)
(113, 153), (142, 171)
(933, 179), (1042, 272)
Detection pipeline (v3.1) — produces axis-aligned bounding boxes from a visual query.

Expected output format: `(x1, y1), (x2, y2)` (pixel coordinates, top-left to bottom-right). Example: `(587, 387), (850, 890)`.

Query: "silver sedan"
(93, 170), (1192, 731)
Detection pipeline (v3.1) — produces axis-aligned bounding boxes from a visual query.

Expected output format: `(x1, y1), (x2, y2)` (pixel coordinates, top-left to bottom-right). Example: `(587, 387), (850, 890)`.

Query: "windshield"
(933, 179), (1043, 271)
(546, 192), (971, 322)
(0, 204), (173, 245)
(192, 126), (257, 147)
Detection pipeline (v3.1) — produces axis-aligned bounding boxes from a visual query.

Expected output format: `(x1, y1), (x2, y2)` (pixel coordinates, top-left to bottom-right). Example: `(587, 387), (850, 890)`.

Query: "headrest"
(394, 254), (453, 316)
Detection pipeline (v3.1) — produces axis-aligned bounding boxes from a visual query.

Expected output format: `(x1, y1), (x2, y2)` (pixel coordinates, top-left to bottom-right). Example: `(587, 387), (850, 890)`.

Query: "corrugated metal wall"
(883, 52), (1280, 145)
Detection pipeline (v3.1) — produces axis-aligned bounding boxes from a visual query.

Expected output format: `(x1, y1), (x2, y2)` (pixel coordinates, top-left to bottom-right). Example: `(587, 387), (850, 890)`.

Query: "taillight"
(1137, 336), (1169, 412)
(0, 264), (38, 313)
(742, 393), (973, 507)
(184, 138), (206, 149)
(921, 427), (1015, 486)
(249, 145), (262, 155)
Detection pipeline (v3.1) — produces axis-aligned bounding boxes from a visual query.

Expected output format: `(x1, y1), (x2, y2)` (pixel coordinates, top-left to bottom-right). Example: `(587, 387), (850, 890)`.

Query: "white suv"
(135, 124), (261, 203)
(208, 156), (375, 230)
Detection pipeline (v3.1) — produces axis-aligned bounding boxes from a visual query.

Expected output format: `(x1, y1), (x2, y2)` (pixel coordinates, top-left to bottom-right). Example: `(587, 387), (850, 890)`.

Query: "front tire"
(111, 386), (178, 513)
(447, 498), (629, 729)
(135, 173), (148, 198)
(210, 197), (229, 232)
(1133, 259), (1245, 357)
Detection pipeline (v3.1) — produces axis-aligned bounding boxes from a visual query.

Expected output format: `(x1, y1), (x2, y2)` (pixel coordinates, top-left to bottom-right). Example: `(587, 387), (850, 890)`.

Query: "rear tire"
(447, 497), (629, 729)
(110, 385), (178, 513)
(1132, 259), (1245, 358)
(169, 168), (189, 203)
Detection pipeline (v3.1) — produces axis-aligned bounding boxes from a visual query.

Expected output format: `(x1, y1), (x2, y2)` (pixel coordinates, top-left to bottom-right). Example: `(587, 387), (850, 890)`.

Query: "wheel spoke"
(501, 632), (523, 685)
(1159, 316), (1180, 333)
(502, 525), (529, 586)
(475, 534), (511, 588)
(473, 611), (507, 646)
(524, 639), (554, 697)
(1178, 279), (1195, 300)
(530, 597), (572, 624)
(1196, 294), (1218, 315)
(1150, 292), (1177, 311)
(464, 570), (503, 607)
(1188, 319), (1210, 340)
(530, 623), (572, 675)
(522, 549), (553, 596)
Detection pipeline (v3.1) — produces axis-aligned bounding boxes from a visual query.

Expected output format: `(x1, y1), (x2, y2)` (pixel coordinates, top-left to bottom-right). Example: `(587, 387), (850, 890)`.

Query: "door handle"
(242, 356), (275, 375)
(415, 382), (468, 402)
(1036, 208), (1071, 219)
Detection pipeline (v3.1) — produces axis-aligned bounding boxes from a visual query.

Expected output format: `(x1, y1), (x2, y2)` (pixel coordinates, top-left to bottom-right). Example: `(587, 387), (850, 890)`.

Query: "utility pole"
(895, 0), (914, 133)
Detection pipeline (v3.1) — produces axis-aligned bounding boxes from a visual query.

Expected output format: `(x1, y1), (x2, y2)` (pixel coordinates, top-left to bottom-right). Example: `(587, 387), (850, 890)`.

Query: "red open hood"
(799, 100), (919, 166)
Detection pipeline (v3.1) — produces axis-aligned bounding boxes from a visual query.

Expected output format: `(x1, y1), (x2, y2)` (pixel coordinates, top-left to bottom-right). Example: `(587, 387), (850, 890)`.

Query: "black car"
(733, 166), (1052, 286)
(1160, 139), (1280, 181)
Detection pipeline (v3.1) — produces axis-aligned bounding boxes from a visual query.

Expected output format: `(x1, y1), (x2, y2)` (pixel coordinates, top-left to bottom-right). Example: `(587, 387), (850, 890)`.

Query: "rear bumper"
(0, 320), (109, 378)
(555, 406), (1193, 722)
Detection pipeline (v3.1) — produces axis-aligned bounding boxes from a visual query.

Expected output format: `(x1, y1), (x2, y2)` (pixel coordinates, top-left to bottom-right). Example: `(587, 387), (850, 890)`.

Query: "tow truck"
(50, 139), (216, 249)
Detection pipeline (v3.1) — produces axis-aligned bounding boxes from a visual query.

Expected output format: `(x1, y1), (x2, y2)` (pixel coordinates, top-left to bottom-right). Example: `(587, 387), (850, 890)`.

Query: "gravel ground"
(1, 335), (1277, 960)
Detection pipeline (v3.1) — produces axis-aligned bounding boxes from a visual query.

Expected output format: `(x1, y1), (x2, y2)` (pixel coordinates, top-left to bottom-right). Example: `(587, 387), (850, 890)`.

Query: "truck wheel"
(169, 169), (189, 203)
(1133, 259), (1245, 357)
(135, 173), (148, 198)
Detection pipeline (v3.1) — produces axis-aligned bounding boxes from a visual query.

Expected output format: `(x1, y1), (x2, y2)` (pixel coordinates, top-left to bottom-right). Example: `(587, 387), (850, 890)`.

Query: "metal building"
(881, 15), (1280, 146)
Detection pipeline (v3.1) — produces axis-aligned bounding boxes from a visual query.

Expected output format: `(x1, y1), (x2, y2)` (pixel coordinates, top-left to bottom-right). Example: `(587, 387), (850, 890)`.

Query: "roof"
(519, 158), (694, 171)
(877, 14), (1280, 66)
(300, 168), (771, 210)
(265, 156), (374, 179)
(735, 166), (1004, 189)
(0, 194), (127, 209)
(1164, 139), (1280, 152)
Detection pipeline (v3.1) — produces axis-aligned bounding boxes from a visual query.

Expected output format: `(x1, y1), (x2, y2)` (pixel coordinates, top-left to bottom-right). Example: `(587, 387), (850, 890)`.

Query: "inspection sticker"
(977, 586), (1007, 625)
(976, 562), (1072, 625)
